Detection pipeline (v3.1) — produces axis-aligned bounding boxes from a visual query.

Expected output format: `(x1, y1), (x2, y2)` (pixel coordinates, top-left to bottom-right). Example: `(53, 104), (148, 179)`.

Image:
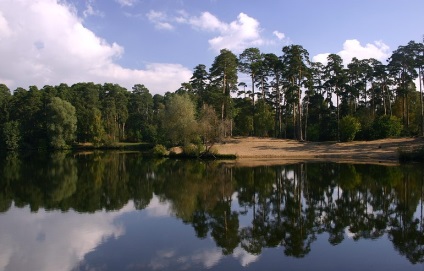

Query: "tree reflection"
(1, 153), (424, 264)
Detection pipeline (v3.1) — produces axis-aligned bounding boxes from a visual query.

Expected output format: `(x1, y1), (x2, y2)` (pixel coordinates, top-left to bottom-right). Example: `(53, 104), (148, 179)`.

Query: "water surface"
(0, 152), (423, 270)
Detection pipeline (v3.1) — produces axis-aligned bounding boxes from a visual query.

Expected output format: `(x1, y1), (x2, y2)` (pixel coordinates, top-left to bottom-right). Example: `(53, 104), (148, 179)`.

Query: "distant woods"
(0, 40), (424, 150)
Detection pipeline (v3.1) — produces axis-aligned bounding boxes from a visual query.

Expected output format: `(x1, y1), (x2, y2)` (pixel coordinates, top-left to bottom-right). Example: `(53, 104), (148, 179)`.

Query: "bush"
(306, 124), (320, 142)
(372, 115), (402, 139)
(152, 144), (168, 157)
(182, 143), (204, 157)
(339, 116), (361, 142)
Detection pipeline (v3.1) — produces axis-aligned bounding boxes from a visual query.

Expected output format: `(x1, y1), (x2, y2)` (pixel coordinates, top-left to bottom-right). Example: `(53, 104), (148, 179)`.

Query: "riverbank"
(213, 137), (424, 166)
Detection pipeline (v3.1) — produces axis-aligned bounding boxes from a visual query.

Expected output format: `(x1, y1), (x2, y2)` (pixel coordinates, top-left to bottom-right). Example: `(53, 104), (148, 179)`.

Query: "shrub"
(372, 115), (402, 139)
(306, 124), (320, 142)
(339, 116), (361, 142)
(182, 143), (204, 157)
(152, 144), (168, 157)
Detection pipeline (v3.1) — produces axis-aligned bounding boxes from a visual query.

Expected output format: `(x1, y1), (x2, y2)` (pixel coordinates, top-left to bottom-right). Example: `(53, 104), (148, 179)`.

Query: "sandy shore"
(213, 137), (424, 166)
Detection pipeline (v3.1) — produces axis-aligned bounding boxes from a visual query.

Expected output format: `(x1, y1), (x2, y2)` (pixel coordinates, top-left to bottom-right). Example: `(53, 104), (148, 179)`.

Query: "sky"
(0, 0), (423, 95)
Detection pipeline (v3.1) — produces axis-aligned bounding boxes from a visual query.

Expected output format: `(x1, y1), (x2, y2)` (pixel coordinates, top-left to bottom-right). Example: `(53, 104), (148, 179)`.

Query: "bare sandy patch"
(214, 137), (424, 166)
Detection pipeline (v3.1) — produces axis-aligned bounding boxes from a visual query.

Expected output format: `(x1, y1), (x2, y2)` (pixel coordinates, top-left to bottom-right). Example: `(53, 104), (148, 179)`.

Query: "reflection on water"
(0, 152), (424, 270)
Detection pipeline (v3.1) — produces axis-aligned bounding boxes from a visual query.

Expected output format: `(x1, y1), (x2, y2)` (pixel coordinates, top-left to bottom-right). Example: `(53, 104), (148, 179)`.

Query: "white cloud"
(145, 195), (172, 217)
(146, 10), (174, 30)
(233, 247), (259, 266)
(0, 204), (132, 271)
(149, 247), (223, 269)
(0, 0), (190, 94)
(0, 11), (11, 38)
(313, 53), (330, 65)
(273, 30), (285, 40)
(83, 0), (104, 18)
(186, 12), (267, 53)
(115, 0), (137, 7)
(312, 39), (391, 65)
(189, 12), (227, 32)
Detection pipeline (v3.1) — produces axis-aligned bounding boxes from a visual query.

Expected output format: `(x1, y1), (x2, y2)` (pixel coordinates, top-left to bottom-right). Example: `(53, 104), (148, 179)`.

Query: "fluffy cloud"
(115, 0), (137, 7)
(188, 12), (266, 53)
(0, 205), (131, 271)
(0, 0), (191, 94)
(233, 247), (259, 266)
(312, 39), (391, 65)
(273, 30), (285, 40)
(145, 10), (285, 54)
(146, 10), (174, 30)
(83, 0), (104, 18)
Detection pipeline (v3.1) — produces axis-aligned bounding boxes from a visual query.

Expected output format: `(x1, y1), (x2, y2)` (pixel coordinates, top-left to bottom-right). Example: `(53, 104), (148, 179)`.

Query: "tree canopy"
(1, 38), (424, 150)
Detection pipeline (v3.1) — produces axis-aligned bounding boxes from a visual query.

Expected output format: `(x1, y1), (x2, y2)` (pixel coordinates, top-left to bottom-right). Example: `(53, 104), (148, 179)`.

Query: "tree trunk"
(297, 85), (303, 141)
(336, 87), (340, 142)
(420, 67), (424, 136)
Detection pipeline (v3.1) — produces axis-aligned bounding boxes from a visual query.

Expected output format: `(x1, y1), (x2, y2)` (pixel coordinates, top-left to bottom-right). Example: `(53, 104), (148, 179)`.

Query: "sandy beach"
(213, 137), (424, 165)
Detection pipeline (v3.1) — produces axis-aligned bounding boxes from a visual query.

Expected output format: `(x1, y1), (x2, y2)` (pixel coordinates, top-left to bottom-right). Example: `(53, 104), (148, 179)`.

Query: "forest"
(0, 40), (423, 150)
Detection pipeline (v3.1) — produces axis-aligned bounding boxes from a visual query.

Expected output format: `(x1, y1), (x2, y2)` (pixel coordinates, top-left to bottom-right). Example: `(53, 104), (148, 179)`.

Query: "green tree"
(46, 97), (77, 149)
(238, 48), (263, 129)
(100, 83), (129, 142)
(209, 49), (238, 128)
(162, 93), (198, 146)
(190, 64), (209, 108)
(198, 104), (221, 153)
(372, 115), (402, 139)
(69, 82), (102, 143)
(281, 45), (311, 140)
(2, 121), (20, 150)
(0, 84), (11, 126)
(254, 100), (274, 137)
(388, 42), (418, 130)
(324, 54), (347, 140)
(10, 86), (45, 148)
(263, 53), (284, 137)
(339, 115), (361, 142)
(127, 84), (154, 142)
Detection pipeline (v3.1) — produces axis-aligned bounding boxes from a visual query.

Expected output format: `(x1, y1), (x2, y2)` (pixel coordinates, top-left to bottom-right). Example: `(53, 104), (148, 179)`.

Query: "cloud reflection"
(148, 247), (223, 270)
(0, 203), (133, 271)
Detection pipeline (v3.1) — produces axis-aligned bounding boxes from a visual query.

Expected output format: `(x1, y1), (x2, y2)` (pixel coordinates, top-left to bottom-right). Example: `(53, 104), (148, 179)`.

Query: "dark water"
(1, 152), (424, 271)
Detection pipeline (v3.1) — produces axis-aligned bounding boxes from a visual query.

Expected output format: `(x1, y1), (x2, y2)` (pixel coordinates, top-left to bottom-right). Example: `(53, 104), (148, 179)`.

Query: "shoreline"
(214, 137), (424, 166)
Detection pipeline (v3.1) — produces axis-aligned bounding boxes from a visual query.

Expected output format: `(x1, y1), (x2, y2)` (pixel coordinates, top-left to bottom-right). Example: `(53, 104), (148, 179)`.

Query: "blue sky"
(0, 0), (423, 95)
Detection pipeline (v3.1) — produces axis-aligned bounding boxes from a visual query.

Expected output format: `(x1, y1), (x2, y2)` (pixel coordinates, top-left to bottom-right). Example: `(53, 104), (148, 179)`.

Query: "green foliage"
(0, 84), (11, 125)
(0, 39), (423, 151)
(372, 115), (402, 139)
(46, 97), (77, 149)
(233, 98), (253, 136)
(306, 124), (320, 142)
(339, 115), (361, 142)
(89, 108), (105, 147)
(354, 107), (375, 140)
(162, 93), (198, 146)
(198, 104), (221, 152)
(254, 100), (274, 136)
(152, 144), (168, 157)
(2, 121), (20, 150)
(182, 143), (204, 157)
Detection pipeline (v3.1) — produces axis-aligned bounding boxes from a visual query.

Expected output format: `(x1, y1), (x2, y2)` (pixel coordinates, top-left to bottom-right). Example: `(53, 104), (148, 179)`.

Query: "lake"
(0, 151), (424, 270)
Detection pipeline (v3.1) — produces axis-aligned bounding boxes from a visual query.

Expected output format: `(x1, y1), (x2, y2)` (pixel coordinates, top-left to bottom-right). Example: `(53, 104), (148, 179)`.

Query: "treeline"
(0, 40), (423, 150)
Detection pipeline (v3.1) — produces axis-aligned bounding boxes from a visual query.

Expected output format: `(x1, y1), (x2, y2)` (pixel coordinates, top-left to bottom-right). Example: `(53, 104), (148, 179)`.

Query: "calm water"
(1, 152), (424, 271)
